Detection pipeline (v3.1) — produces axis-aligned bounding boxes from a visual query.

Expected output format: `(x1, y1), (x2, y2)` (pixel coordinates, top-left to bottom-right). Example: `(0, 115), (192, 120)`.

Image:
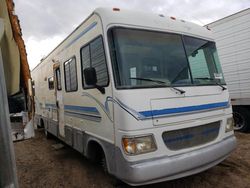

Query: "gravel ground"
(14, 130), (250, 188)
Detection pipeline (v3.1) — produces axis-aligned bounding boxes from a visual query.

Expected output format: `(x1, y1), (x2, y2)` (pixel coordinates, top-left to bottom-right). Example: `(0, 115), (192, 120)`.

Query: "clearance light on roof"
(113, 8), (120, 11)
(170, 16), (176, 20)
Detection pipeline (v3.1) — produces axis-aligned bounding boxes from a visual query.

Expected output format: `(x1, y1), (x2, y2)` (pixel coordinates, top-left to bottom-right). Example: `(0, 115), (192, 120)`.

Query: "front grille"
(162, 121), (220, 150)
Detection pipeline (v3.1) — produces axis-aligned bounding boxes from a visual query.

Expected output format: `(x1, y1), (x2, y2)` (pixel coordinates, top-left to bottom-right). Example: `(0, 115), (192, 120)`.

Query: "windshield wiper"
(130, 77), (166, 84)
(129, 77), (186, 94)
(194, 77), (227, 91)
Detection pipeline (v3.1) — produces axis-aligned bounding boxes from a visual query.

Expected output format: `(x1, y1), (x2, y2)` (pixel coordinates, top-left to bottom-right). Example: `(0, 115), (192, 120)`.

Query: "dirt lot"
(14, 130), (250, 188)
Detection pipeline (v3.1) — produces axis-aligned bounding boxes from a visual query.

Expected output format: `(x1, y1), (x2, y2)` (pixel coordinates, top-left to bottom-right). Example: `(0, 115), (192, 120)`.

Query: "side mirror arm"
(95, 85), (105, 94)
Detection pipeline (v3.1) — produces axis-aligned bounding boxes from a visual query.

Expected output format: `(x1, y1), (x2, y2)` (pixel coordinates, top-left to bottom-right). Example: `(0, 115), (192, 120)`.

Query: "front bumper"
(115, 135), (236, 186)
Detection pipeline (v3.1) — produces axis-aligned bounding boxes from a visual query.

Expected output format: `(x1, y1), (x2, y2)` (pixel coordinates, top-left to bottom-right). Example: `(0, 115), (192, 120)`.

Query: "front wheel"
(101, 152), (123, 186)
(233, 106), (250, 133)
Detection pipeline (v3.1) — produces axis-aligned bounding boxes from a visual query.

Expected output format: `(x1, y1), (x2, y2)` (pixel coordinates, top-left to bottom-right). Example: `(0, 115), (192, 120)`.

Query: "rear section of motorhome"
(207, 8), (250, 132)
(32, 8), (236, 186)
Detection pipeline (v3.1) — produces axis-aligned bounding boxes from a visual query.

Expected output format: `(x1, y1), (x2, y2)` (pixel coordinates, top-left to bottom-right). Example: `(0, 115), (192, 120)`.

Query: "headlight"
(122, 135), (157, 155)
(225, 117), (234, 132)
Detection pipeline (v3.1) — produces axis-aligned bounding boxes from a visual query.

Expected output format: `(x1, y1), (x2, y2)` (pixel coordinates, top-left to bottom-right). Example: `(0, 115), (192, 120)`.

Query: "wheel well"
(40, 118), (44, 128)
(232, 105), (250, 111)
(87, 140), (105, 163)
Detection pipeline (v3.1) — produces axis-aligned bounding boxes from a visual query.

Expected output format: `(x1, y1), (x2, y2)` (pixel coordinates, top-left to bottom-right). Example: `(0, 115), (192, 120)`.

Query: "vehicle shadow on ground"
(15, 130), (250, 188)
(46, 135), (225, 188)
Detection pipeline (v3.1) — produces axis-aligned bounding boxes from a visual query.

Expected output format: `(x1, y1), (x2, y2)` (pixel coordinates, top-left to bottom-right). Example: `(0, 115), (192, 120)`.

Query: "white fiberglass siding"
(207, 9), (250, 101)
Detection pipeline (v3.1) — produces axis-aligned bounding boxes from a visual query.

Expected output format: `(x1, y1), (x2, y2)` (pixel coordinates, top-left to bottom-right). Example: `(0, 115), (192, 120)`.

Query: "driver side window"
(80, 36), (109, 89)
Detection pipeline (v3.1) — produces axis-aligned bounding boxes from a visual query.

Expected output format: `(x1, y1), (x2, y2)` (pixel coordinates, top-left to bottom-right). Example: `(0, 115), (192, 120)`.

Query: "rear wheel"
(38, 118), (45, 129)
(233, 106), (250, 133)
(44, 129), (53, 139)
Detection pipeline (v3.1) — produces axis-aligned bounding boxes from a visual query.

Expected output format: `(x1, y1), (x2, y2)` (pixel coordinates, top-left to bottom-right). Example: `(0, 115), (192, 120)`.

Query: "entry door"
(54, 65), (65, 137)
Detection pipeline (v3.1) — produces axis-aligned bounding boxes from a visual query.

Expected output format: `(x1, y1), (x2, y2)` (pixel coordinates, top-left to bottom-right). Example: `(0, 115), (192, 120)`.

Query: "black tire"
(101, 152), (124, 187)
(233, 106), (250, 133)
(101, 153), (108, 173)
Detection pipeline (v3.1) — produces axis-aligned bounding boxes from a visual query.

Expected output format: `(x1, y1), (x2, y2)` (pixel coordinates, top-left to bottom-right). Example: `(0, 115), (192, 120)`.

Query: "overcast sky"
(14, 0), (250, 69)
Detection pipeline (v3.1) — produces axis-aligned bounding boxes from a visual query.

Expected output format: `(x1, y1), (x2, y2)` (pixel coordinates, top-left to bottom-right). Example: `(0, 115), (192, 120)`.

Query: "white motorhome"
(207, 8), (250, 132)
(32, 8), (236, 186)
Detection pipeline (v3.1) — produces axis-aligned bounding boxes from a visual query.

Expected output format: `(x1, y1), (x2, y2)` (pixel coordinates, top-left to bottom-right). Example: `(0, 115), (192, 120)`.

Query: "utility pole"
(0, 18), (19, 188)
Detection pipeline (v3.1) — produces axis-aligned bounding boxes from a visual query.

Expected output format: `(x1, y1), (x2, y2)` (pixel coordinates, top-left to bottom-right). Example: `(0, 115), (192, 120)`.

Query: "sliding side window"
(80, 36), (109, 88)
(48, 76), (54, 90)
(64, 57), (78, 92)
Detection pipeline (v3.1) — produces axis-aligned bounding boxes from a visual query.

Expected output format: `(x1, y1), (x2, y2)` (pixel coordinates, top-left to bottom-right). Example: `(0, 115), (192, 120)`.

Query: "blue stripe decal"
(65, 21), (97, 49)
(140, 101), (229, 118)
(65, 111), (101, 122)
(64, 105), (99, 114)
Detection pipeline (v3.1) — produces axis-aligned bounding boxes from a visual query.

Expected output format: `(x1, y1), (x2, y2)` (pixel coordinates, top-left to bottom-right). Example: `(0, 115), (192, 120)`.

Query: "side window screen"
(81, 46), (91, 68)
(55, 68), (62, 90)
(80, 46), (91, 86)
(90, 37), (108, 86)
(81, 36), (109, 88)
(48, 76), (54, 90)
(64, 57), (78, 92)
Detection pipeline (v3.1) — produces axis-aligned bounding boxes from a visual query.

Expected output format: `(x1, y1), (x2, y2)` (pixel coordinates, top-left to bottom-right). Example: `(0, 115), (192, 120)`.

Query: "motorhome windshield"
(108, 28), (225, 89)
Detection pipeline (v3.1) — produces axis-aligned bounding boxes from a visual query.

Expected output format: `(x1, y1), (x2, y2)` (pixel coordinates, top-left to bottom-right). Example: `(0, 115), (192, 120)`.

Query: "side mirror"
(84, 67), (97, 86)
(83, 67), (105, 94)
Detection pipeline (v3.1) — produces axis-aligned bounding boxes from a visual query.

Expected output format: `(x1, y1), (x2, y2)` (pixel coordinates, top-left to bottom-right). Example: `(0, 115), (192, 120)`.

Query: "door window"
(64, 57), (78, 92)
